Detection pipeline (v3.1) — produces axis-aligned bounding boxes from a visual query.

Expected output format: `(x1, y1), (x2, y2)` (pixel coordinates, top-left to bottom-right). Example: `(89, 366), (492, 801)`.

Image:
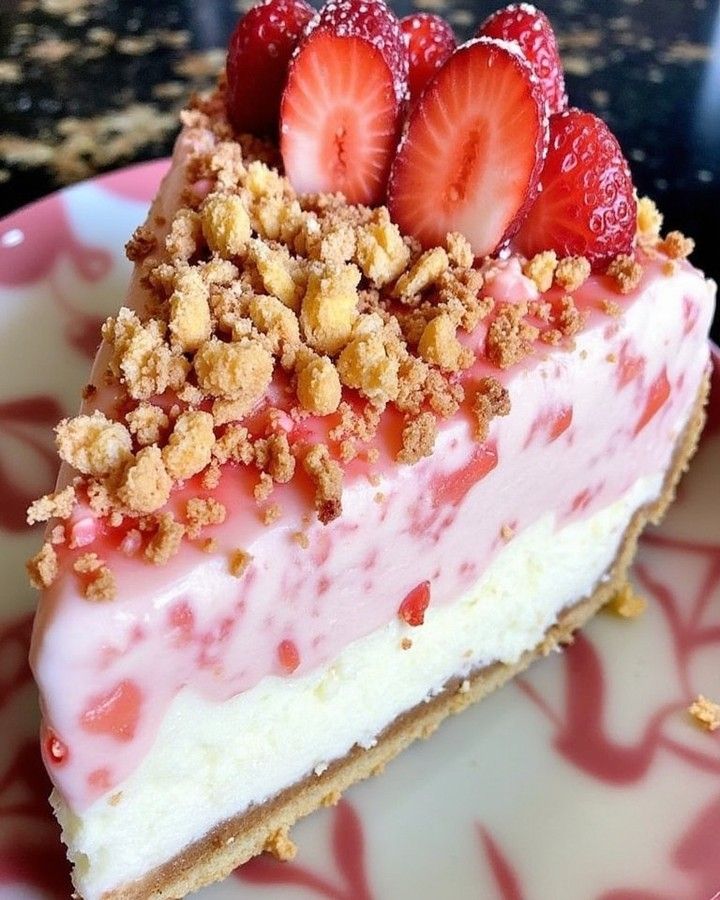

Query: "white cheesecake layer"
(55, 470), (663, 899)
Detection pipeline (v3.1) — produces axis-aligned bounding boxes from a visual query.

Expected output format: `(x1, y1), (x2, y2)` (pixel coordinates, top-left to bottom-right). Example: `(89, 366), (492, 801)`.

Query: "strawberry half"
(400, 13), (457, 105)
(226, 0), (314, 136)
(388, 37), (548, 258)
(280, 0), (408, 206)
(477, 3), (567, 115)
(515, 108), (637, 267)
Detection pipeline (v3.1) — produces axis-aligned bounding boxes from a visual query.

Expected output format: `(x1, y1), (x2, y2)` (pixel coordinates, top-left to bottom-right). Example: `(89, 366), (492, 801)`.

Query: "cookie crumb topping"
(688, 694), (720, 732)
(607, 583), (646, 618)
(606, 253), (643, 294)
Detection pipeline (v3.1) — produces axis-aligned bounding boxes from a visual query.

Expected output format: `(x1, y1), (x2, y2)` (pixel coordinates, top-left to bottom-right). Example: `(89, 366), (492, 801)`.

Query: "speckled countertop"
(0, 0), (718, 334)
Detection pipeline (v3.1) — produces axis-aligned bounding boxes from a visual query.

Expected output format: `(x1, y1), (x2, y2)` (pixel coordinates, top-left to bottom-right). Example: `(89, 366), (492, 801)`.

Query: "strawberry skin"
(515, 108), (637, 267)
(401, 13), (457, 105)
(280, 0), (408, 205)
(226, 0), (314, 136)
(477, 3), (567, 115)
(388, 37), (548, 258)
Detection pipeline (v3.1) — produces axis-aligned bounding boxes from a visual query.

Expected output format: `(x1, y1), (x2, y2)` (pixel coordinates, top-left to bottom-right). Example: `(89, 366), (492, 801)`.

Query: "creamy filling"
(55, 470), (662, 899)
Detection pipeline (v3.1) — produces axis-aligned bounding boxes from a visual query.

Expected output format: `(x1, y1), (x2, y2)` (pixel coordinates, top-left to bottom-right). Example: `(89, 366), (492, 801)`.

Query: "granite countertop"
(0, 0), (718, 336)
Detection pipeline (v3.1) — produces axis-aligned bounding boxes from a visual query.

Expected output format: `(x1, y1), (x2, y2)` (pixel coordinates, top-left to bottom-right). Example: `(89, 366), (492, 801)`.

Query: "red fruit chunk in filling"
(399, 581), (431, 627)
(634, 369), (671, 435)
(45, 727), (68, 766)
(400, 13), (456, 104)
(432, 443), (498, 508)
(280, 0), (407, 205)
(278, 638), (301, 673)
(80, 679), (142, 743)
(515, 108), (637, 268)
(388, 38), (548, 256)
(477, 3), (567, 114)
(225, 0), (314, 136)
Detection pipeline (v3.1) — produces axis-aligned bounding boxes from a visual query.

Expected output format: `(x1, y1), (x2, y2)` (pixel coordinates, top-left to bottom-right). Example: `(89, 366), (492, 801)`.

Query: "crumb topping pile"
(26, 91), (696, 600)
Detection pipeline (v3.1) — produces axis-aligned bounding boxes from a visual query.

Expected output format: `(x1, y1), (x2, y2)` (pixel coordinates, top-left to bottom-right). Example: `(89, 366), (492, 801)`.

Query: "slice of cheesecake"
(26, 2), (715, 899)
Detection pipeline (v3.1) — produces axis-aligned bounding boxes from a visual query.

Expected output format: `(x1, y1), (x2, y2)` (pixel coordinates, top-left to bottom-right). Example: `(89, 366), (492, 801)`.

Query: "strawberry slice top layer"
(226, 0), (314, 135)
(388, 37), (549, 258)
(280, 0), (408, 206)
(478, 2), (567, 115)
(515, 107), (637, 267)
(400, 13), (457, 104)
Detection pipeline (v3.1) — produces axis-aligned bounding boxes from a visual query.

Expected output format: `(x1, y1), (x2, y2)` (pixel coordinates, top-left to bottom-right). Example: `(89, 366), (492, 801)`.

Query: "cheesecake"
(26, 2), (716, 898)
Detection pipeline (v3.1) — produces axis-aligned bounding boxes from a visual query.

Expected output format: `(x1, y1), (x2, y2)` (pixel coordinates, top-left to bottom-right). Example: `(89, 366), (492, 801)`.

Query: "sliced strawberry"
(515, 108), (637, 267)
(388, 38), (548, 257)
(477, 3), (567, 115)
(280, 0), (408, 205)
(401, 13), (456, 104)
(226, 0), (314, 136)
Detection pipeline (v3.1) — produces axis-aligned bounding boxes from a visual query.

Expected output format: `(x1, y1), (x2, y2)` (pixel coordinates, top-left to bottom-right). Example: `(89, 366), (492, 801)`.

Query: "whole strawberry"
(477, 3), (567, 115)
(226, 0), (314, 136)
(515, 108), (637, 267)
(400, 13), (456, 104)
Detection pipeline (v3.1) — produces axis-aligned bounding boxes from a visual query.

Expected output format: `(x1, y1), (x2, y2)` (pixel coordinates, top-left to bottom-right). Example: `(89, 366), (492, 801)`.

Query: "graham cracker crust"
(100, 372), (709, 900)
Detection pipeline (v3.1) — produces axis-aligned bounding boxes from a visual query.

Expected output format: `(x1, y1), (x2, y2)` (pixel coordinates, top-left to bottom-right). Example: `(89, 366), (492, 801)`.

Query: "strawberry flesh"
(401, 13), (456, 104)
(477, 3), (567, 115)
(388, 37), (548, 257)
(515, 108), (637, 267)
(226, 0), (314, 136)
(399, 581), (431, 627)
(280, 0), (408, 205)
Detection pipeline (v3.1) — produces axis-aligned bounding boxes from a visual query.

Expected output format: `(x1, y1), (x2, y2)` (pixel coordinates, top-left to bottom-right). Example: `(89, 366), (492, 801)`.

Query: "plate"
(0, 163), (718, 900)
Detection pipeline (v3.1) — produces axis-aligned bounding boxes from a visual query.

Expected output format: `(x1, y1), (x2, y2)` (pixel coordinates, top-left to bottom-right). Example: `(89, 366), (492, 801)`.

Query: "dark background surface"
(0, 0), (718, 338)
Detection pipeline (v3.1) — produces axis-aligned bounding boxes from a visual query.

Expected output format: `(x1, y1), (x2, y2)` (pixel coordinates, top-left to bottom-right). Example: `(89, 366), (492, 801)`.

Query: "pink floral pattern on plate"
(0, 164), (717, 900)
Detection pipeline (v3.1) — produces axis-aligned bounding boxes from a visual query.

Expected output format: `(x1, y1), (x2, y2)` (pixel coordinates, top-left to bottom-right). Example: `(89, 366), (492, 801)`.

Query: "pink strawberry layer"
(30, 123), (716, 812)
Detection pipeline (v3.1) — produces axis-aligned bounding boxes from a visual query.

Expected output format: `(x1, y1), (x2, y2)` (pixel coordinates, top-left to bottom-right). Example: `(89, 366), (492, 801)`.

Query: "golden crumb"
(663, 259), (678, 277)
(168, 266), (212, 353)
(73, 553), (116, 601)
(601, 298), (622, 317)
(400, 637), (413, 650)
(636, 196), (663, 244)
(145, 513), (185, 565)
(355, 211), (411, 287)
(200, 537), (218, 553)
(292, 531), (310, 549)
(658, 230), (694, 260)
(337, 315), (400, 404)
(165, 208), (201, 261)
(297, 355), (342, 415)
(256, 432), (296, 484)
(500, 523), (515, 541)
(418, 314), (464, 372)
(248, 294), (301, 356)
(117, 446), (173, 515)
(523, 250), (557, 293)
(103, 308), (174, 401)
(555, 256), (591, 292)
(485, 302), (539, 368)
(125, 224), (156, 262)
(56, 411), (132, 477)
(557, 295), (586, 337)
(249, 239), (303, 309)
(397, 412), (437, 464)
(445, 232), (474, 268)
(49, 524), (66, 545)
(321, 790), (342, 808)
(213, 424), (255, 466)
(303, 444), (343, 524)
(185, 497), (226, 538)
(688, 695), (720, 732)
(472, 377), (511, 442)
(606, 254), (643, 294)
(254, 471), (274, 501)
(300, 263), (360, 354)
(607, 583), (647, 618)
(162, 410), (215, 482)
(201, 192), (251, 257)
(27, 485), (76, 525)
(229, 548), (252, 577)
(126, 403), (169, 447)
(27, 542), (58, 589)
(194, 336), (273, 408)
(262, 502), (282, 525)
(394, 247), (448, 298)
(263, 827), (297, 862)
